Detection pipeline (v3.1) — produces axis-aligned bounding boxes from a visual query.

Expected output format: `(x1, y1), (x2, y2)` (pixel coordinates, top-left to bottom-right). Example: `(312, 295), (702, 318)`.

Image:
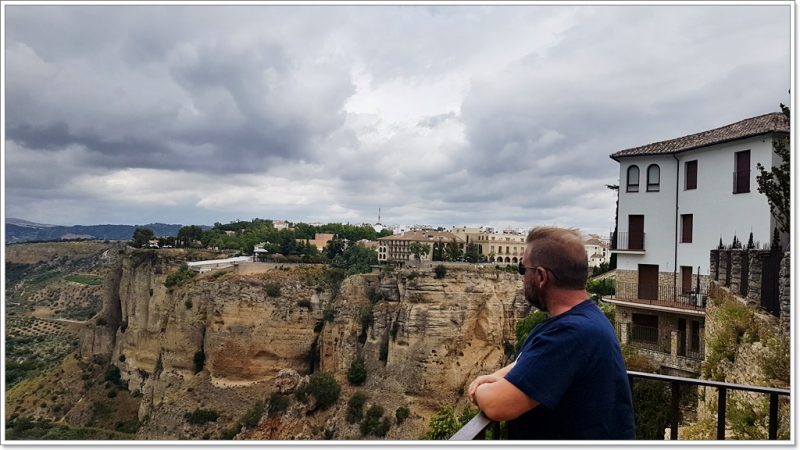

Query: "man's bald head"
(525, 226), (589, 290)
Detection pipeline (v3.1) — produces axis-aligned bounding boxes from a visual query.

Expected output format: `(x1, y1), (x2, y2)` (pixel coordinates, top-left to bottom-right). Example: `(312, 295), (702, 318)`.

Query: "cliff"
(79, 252), (529, 439)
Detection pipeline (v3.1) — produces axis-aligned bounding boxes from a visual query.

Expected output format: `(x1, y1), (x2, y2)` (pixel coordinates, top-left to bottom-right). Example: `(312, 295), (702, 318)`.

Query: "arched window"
(647, 164), (660, 192)
(626, 165), (640, 192)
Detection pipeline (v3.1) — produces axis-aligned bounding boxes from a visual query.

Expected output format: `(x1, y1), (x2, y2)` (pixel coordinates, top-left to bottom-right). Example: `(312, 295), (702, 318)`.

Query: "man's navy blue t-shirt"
(504, 300), (635, 439)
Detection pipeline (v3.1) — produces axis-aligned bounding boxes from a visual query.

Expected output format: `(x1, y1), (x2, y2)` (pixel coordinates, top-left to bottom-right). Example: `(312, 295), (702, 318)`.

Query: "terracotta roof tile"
(610, 112), (789, 159)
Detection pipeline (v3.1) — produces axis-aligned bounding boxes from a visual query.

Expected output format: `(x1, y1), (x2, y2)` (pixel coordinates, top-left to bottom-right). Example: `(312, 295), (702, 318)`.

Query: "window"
(681, 214), (693, 243)
(733, 150), (750, 193)
(646, 164), (660, 192)
(685, 160), (697, 190)
(626, 165), (640, 192)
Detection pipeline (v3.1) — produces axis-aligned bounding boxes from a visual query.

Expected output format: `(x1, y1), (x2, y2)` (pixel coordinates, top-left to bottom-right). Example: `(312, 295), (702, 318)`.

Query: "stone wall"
(779, 252), (790, 334)
(708, 249), (788, 324)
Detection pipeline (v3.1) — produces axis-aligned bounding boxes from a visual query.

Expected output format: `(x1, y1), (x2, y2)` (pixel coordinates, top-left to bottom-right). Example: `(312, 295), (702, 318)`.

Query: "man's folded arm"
(474, 377), (539, 421)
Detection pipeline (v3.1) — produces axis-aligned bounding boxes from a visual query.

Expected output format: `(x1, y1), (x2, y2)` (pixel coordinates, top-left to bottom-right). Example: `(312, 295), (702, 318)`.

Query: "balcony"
(451, 371), (789, 441)
(616, 323), (704, 361)
(608, 281), (707, 312)
(610, 232), (646, 252)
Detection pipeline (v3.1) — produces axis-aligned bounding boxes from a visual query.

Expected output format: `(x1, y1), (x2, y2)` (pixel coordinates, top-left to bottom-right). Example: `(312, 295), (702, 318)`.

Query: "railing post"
(670, 381), (680, 440)
(768, 393), (779, 440)
(717, 387), (727, 440)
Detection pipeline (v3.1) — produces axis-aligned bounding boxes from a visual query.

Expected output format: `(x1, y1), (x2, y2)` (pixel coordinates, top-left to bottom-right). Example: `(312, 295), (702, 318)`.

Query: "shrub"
(323, 308), (336, 323)
(164, 264), (196, 288)
(459, 406), (478, 426)
(267, 392), (289, 416)
(218, 425), (240, 440)
(347, 357), (367, 386)
(184, 299), (193, 310)
(346, 392), (368, 424)
(360, 404), (386, 436)
(104, 367), (121, 385)
(265, 282), (281, 298)
(434, 265), (447, 279)
(114, 419), (142, 434)
(395, 406), (410, 424)
(514, 310), (549, 353)
(294, 372), (341, 410)
(424, 406), (459, 440)
(193, 350), (205, 374)
(297, 299), (313, 310)
(184, 409), (220, 425)
(240, 401), (265, 429)
(118, 354), (126, 363)
(586, 278), (616, 299)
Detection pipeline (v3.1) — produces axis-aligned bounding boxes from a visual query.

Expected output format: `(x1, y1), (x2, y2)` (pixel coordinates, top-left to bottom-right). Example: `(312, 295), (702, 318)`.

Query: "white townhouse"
(605, 112), (788, 376)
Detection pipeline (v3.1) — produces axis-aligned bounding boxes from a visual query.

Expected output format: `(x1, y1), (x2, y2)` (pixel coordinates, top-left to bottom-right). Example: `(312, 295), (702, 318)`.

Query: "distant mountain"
(6, 218), (57, 228)
(5, 219), (191, 244)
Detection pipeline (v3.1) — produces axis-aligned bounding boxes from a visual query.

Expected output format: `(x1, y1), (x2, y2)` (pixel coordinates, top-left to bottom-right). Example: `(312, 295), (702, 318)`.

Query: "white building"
(584, 236), (610, 268)
(606, 111), (788, 375)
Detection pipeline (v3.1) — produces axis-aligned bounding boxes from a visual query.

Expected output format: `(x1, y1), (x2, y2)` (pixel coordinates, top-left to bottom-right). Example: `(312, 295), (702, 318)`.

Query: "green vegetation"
(6, 416), (133, 440)
(408, 242), (431, 261)
(347, 357), (367, 386)
(424, 405), (460, 440)
(360, 404), (391, 437)
(265, 282), (281, 298)
(514, 310), (549, 353)
(294, 372), (341, 410)
(240, 401), (266, 428)
(131, 227), (155, 248)
(164, 264), (197, 288)
(267, 392), (290, 416)
(64, 274), (103, 285)
(297, 299), (313, 310)
(395, 406), (410, 424)
(756, 104), (790, 234)
(346, 392), (368, 424)
(586, 278), (615, 299)
(433, 265), (447, 279)
(330, 243), (379, 275)
(591, 261), (613, 277)
(184, 408), (220, 425)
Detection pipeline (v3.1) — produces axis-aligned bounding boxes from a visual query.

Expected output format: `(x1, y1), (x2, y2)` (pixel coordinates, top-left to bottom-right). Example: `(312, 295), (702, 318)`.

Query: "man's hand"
(468, 375), (500, 404)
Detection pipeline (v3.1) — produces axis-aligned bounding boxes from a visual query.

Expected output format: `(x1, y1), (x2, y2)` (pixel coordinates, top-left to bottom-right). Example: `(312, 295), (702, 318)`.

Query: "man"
(467, 226), (635, 439)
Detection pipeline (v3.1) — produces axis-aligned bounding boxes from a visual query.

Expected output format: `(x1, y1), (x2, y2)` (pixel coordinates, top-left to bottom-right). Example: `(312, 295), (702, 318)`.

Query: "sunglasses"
(518, 262), (560, 280)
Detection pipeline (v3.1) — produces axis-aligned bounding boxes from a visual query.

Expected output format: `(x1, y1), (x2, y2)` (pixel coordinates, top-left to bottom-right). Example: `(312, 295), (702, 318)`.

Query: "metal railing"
(450, 371), (790, 441)
(611, 281), (707, 310)
(610, 232), (646, 251)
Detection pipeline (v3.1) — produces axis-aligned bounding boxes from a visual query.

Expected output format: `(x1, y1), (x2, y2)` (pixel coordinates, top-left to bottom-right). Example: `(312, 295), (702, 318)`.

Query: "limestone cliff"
(80, 253), (529, 440)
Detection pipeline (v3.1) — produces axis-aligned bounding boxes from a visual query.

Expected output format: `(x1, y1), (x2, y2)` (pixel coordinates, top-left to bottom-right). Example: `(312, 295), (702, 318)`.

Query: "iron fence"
(451, 371), (789, 441)
(610, 231), (646, 251)
(611, 281), (707, 310)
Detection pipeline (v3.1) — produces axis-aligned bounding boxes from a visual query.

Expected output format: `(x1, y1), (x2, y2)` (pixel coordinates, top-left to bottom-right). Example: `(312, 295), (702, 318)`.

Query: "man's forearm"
(491, 362), (514, 378)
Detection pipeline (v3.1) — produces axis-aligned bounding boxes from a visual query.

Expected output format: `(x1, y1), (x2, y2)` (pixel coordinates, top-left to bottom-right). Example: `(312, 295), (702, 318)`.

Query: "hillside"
(6, 219), (188, 244)
(6, 245), (530, 440)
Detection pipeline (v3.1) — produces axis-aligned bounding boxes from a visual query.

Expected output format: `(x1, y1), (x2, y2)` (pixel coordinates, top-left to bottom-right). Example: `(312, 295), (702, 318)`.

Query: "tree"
(444, 240), (463, 261)
(177, 225), (204, 248)
(756, 104), (790, 234)
(408, 242), (431, 261)
(464, 243), (483, 263)
(607, 184), (619, 270)
(324, 236), (346, 260)
(131, 227), (154, 248)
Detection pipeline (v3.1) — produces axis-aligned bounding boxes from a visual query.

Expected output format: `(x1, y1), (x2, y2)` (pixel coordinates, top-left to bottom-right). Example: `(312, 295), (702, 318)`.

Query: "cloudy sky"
(3, 3), (791, 235)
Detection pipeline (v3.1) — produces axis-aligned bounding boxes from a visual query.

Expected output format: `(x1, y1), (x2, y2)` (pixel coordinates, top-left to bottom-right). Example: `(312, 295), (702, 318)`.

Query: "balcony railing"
(610, 281), (707, 310)
(610, 232), (646, 251)
(451, 371), (790, 441)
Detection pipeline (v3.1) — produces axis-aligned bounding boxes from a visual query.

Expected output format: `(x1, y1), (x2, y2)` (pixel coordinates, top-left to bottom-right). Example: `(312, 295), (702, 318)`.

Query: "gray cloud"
(3, 5), (790, 235)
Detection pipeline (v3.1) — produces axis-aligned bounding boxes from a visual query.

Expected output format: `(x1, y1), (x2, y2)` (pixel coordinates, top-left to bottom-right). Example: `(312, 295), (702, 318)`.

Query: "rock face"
(80, 253), (529, 439)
